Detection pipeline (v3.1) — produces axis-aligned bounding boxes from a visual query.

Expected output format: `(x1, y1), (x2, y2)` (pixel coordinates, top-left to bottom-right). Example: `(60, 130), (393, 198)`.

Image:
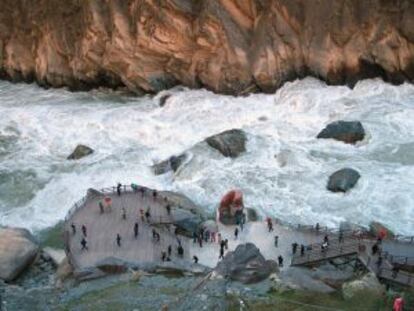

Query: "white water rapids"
(0, 78), (413, 235)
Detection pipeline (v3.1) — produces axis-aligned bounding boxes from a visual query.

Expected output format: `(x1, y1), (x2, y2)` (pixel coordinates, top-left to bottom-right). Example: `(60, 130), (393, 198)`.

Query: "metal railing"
(383, 252), (414, 267)
(378, 267), (414, 286)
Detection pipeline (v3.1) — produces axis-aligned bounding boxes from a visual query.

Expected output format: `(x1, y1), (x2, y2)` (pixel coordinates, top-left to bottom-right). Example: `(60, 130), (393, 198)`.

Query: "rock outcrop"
(327, 168), (360, 193)
(0, 227), (39, 281)
(152, 153), (188, 175)
(214, 243), (278, 284)
(206, 129), (247, 158)
(1, 1), (413, 94)
(67, 145), (94, 160)
(342, 273), (385, 300)
(317, 121), (365, 144)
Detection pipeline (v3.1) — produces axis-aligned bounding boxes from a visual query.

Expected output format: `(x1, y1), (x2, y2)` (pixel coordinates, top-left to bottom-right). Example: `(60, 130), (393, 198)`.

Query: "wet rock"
(342, 273), (385, 300)
(152, 153), (188, 175)
(205, 129), (247, 158)
(0, 227), (39, 281)
(214, 243), (278, 284)
(369, 221), (395, 239)
(55, 257), (73, 282)
(159, 94), (171, 107)
(67, 144), (94, 160)
(317, 121), (365, 144)
(327, 168), (360, 192)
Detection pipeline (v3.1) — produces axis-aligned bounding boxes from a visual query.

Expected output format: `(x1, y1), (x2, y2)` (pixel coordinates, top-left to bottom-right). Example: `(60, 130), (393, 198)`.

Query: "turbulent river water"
(0, 78), (413, 235)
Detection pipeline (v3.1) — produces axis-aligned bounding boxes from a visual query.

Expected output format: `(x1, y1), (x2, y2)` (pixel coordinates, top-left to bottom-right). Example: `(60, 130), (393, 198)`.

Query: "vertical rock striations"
(0, 0), (413, 94)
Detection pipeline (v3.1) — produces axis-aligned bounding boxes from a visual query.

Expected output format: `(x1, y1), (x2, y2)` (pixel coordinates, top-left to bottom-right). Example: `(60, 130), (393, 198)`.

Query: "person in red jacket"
(393, 296), (404, 311)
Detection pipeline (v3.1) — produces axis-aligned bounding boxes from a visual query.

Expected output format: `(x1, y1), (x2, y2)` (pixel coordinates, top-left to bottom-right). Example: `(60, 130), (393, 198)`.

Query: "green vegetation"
(36, 221), (64, 248)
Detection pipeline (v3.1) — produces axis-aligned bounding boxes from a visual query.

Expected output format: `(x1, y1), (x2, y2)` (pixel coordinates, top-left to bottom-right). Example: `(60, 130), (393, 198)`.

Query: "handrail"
(383, 252), (414, 266)
(378, 267), (414, 286)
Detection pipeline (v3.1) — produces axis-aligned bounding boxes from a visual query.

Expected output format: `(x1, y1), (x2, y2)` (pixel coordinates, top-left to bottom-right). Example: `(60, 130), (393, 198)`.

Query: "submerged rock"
(0, 227), (39, 281)
(327, 168), (360, 192)
(205, 129), (247, 158)
(152, 153), (188, 175)
(317, 121), (365, 144)
(67, 144), (94, 160)
(214, 243), (278, 284)
(159, 94), (171, 107)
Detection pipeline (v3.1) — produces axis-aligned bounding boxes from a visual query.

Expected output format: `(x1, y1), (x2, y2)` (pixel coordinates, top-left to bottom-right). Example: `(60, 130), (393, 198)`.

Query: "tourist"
(292, 242), (298, 254)
(234, 227), (239, 240)
(393, 295), (404, 311)
(122, 207), (127, 220)
(267, 218), (274, 232)
(300, 244), (305, 256)
(323, 235), (329, 244)
(240, 220), (244, 232)
(278, 255), (284, 267)
(321, 241), (328, 252)
(117, 183), (122, 196)
(82, 225), (87, 237)
(140, 208), (145, 222)
(99, 201), (104, 214)
(145, 207), (151, 222)
(315, 222), (320, 232)
(162, 251), (167, 262)
(372, 243), (379, 255)
(71, 223), (76, 235)
(274, 235), (279, 247)
(338, 230), (344, 243)
(134, 222), (139, 238)
(152, 190), (157, 201)
(116, 234), (122, 247)
(198, 235), (203, 248)
(168, 245), (172, 257)
(219, 247), (224, 260)
(81, 238), (88, 250)
(224, 239), (229, 250)
(204, 230), (210, 243)
(192, 231), (197, 243)
(193, 255), (199, 264)
(177, 244), (184, 257)
(166, 204), (171, 215)
(211, 231), (216, 243)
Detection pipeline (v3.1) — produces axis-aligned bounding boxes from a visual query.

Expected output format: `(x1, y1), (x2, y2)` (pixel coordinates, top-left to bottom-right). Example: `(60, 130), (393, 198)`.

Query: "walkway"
(64, 186), (189, 270)
(291, 233), (414, 287)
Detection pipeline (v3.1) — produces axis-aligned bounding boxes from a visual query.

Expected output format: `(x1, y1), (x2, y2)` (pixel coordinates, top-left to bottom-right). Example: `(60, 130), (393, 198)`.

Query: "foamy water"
(0, 78), (413, 234)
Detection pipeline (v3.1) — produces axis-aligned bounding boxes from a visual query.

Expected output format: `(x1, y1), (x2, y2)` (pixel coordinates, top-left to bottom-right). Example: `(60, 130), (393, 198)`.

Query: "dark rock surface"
(317, 121), (365, 144)
(67, 144), (94, 160)
(206, 129), (247, 158)
(152, 153), (188, 175)
(0, 227), (39, 281)
(327, 168), (360, 193)
(1, 1), (414, 94)
(215, 243), (278, 284)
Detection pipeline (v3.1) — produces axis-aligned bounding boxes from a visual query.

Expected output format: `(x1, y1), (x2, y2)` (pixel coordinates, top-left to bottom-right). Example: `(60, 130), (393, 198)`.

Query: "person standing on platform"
(82, 225), (87, 237)
(274, 236), (279, 247)
(122, 207), (127, 220)
(300, 244), (305, 256)
(193, 256), (199, 264)
(99, 201), (104, 214)
(219, 246), (225, 260)
(134, 222), (139, 238)
(81, 238), (88, 250)
(117, 183), (122, 196)
(71, 223), (76, 235)
(278, 255), (284, 267)
(292, 242), (298, 254)
(168, 245), (172, 257)
(116, 234), (122, 247)
(234, 227), (239, 240)
(224, 239), (229, 250)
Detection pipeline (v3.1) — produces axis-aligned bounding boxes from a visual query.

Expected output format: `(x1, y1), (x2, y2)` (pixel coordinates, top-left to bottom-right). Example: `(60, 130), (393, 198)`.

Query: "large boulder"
(205, 129), (247, 158)
(67, 144), (94, 160)
(327, 168), (360, 192)
(159, 191), (206, 237)
(152, 153), (188, 175)
(317, 121), (365, 144)
(214, 243), (278, 284)
(342, 273), (385, 300)
(0, 227), (39, 281)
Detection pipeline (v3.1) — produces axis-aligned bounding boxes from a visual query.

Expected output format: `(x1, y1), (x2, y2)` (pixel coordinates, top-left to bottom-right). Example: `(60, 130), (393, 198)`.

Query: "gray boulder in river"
(327, 168), (360, 193)
(317, 121), (365, 144)
(205, 129), (247, 158)
(0, 227), (39, 281)
(67, 144), (94, 160)
(214, 243), (278, 284)
(152, 153), (188, 175)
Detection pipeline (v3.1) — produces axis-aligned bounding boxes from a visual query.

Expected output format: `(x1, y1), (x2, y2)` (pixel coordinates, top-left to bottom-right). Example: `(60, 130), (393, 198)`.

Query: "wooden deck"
(291, 233), (414, 288)
(64, 186), (190, 271)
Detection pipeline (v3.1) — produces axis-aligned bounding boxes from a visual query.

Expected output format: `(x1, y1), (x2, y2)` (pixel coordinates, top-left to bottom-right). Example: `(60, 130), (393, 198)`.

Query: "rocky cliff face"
(0, 0), (413, 94)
